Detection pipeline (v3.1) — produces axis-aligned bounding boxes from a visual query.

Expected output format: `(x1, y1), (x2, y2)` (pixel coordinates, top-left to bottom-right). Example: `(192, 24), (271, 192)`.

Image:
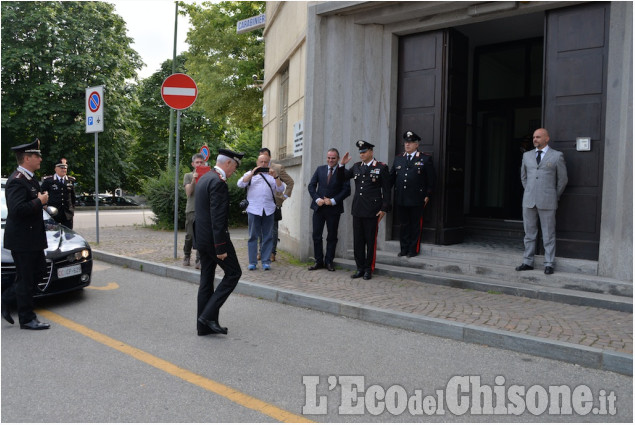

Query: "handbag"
(262, 174), (282, 221)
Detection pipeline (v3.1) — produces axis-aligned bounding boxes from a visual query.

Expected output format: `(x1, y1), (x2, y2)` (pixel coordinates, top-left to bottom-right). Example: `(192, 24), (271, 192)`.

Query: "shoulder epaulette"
(68, 175), (76, 181)
(43, 175), (54, 180)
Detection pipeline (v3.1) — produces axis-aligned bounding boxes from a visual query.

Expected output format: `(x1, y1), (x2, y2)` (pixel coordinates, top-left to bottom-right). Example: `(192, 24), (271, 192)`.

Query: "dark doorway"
(470, 38), (543, 221)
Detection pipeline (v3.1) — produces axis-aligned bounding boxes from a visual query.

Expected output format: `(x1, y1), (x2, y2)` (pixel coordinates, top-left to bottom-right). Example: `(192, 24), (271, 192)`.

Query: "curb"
(93, 250), (633, 376)
(334, 259), (633, 313)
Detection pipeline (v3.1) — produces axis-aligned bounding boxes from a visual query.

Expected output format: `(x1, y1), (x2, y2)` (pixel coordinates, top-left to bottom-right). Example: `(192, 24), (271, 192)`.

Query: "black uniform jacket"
(41, 175), (76, 221)
(338, 160), (392, 218)
(194, 169), (231, 256)
(3, 170), (48, 252)
(307, 164), (351, 214)
(390, 151), (435, 207)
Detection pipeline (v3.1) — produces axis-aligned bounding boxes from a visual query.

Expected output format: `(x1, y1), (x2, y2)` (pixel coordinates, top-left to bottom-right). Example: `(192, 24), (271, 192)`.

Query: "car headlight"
(68, 250), (90, 262)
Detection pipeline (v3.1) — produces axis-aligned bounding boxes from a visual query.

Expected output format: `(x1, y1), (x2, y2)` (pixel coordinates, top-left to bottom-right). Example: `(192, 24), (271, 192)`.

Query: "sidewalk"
(83, 225), (633, 375)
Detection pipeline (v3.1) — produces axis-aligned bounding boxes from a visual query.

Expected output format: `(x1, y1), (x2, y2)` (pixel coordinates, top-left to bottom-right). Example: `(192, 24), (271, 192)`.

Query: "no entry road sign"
(161, 73), (198, 110)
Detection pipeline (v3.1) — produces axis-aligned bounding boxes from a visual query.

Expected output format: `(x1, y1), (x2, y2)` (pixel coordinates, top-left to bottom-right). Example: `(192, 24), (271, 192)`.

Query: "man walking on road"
(194, 148), (244, 336)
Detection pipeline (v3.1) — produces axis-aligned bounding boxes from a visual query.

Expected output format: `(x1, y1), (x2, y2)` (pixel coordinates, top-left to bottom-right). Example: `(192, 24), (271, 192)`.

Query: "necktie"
(536, 150), (543, 165)
(327, 167), (333, 184)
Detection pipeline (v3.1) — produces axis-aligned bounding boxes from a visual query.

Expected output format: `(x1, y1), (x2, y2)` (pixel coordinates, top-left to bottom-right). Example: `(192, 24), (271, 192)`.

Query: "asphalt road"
(73, 209), (155, 229)
(2, 261), (632, 422)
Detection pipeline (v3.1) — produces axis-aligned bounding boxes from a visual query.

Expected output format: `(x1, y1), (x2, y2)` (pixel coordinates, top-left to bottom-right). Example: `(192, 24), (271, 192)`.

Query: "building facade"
(261, 1), (632, 281)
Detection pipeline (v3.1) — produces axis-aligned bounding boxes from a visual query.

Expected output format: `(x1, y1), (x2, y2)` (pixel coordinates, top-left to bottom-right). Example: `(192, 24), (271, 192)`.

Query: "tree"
(129, 55), (226, 191)
(183, 1), (265, 133)
(1, 1), (142, 194)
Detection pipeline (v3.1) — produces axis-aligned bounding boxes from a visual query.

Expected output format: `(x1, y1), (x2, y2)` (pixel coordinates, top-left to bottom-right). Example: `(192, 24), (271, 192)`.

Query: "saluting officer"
(339, 140), (392, 280)
(41, 157), (76, 229)
(390, 131), (435, 258)
(2, 138), (51, 330)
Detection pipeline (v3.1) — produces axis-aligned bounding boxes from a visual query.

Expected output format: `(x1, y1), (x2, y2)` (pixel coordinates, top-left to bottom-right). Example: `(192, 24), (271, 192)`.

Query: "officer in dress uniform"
(41, 157), (76, 229)
(390, 131), (435, 257)
(194, 148), (245, 336)
(338, 140), (392, 280)
(1, 139), (51, 330)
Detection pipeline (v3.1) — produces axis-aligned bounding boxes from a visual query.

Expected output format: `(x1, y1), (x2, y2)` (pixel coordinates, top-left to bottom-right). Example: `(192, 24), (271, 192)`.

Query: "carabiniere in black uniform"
(41, 159), (76, 229)
(338, 141), (391, 279)
(391, 131), (435, 257)
(2, 138), (51, 330)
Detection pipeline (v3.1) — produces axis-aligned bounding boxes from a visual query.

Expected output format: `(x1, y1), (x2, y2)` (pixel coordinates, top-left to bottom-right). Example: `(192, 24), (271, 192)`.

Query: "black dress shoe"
(20, 319), (50, 330)
(351, 270), (364, 279)
(308, 263), (324, 271)
(363, 271), (372, 280)
(326, 263), (335, 272)
(197, 317), (227, 334)
(406, 252), (419, 258)
(544, 266), (554, 275)
(515, 264), (534, 271)
(198, 328), (214, 336)
(397, 251), (407, 257)
(1, 304), (14, 325)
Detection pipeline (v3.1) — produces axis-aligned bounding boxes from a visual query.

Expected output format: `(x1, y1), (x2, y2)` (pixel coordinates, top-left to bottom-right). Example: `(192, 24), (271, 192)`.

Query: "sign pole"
(94, 133), (99, 244)
(86, 85), (104, 244)
(160, 73), (198, 260)
(173, 110), (181, 259)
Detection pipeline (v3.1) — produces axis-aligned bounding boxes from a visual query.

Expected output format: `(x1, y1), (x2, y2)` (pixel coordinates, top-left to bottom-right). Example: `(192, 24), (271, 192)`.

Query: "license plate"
(57, 264), (82, 279)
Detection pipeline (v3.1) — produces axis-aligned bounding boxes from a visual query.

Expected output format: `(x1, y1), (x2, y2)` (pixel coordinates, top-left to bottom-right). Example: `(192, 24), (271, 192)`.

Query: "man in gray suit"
(516, 128), (568, 275)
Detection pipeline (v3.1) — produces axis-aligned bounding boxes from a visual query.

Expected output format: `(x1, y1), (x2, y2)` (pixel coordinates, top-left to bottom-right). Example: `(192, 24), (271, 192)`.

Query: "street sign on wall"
(161, 73), (198, 110)
(86, 85), (104, 133)
(236, 14), (266, 34)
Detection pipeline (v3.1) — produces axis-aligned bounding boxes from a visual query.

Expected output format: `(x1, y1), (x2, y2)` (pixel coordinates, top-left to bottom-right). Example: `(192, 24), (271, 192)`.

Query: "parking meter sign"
(86, 85), (104, 133)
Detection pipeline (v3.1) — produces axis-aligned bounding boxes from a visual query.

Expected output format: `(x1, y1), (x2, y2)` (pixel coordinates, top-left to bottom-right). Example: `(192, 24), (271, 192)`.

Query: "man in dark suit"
(515, 128), (568, 275)
(194, 148), (245, 336)
(339, 140), (392, 280)
(41, 157), (76, 229)
(2, 139), (51, 330)
(390, 131), (435, 258)
(307, 148), (351, 271)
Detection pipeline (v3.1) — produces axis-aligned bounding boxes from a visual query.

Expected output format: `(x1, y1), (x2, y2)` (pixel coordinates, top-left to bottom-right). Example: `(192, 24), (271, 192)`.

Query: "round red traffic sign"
(161, 73), (198, 110)
(200, 145), (210, 161)
(88, 91), (101, 112)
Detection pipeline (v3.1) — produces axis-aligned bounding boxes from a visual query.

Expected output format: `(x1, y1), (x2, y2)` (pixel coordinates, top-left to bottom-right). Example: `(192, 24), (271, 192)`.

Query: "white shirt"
(237, 171), (285, 216)
(17, 166), (33, 179)
(536, 146), (549, 158)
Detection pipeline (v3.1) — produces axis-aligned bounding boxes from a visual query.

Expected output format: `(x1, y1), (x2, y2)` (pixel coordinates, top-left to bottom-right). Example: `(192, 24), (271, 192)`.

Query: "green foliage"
(143, 166), (187, 229)
(183, 1), (265, 131)
(1, 1), (143, 194)
(143, 165), (247, 230)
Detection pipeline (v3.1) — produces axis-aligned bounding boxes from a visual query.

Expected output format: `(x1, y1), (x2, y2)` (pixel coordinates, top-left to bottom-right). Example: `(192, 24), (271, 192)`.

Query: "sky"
(108, 0), (194, 79)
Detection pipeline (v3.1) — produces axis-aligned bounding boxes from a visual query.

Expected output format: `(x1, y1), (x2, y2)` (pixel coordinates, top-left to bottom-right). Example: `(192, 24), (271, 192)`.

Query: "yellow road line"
(37, 309), (313, 423)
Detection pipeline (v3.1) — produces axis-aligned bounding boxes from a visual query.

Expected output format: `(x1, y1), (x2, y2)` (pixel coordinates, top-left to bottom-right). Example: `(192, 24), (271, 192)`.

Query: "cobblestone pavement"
(83, 225), (633, 355)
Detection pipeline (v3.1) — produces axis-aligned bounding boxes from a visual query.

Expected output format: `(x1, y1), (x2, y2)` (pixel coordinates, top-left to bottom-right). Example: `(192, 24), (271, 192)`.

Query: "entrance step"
(337, 242), (632, 313)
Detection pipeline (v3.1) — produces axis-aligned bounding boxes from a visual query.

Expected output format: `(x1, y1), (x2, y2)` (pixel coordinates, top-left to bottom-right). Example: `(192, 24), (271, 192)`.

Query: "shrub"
(143, 166), (187, 229)
(144, 166), (248, 229)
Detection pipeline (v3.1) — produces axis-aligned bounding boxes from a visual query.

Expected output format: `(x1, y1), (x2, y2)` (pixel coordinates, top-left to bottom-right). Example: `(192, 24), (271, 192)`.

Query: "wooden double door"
(395, 3), (609, 260)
